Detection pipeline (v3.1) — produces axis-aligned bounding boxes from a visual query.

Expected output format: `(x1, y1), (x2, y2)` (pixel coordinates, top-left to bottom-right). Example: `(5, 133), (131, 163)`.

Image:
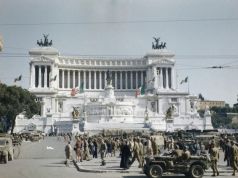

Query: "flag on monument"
(180, 76), (188, 84)
(14, 75), (22, 82)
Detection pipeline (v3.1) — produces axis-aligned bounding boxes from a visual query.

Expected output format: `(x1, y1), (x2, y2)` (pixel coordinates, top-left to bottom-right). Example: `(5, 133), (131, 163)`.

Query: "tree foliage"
(0, 83), (40, 133)
(210, 106), (235, 129)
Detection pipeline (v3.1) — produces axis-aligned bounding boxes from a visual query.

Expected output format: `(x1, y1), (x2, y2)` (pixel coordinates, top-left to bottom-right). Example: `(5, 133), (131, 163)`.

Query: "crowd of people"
(63, 132), (238, 176)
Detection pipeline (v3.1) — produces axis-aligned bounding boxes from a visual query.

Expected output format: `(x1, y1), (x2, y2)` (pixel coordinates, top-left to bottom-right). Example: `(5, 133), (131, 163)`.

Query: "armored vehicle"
(0, 137), (14, 164)
(143, 153), (210, 178)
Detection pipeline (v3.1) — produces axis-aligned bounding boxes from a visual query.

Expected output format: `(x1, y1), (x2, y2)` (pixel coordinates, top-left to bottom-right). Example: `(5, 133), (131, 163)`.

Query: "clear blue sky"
(0, 0), (238, 105)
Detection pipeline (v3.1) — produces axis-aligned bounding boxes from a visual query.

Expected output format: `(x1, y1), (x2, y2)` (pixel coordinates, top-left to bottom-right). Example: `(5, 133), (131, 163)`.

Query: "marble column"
(67, 70), (70, 88)
(39, 66), (42, 88)
(72, 70), (75, 88)
(44, 66), (47, 88)
(83, 71), (86, 90)
(31, 64), (35, 88)
(89, 71), (91, 89)
(136, 71), (138, 88)
(78, 70), (81, 88)
(130, 71), (133, 89)
(104, 71), (107, 87)
(120, 71), (122, 89)
(62, 70), (65, 89)
(94, 71), (96, 90)
(166, 68), (169, 89)
(160, 68), (163, 89)
(125, 71), (128, 89)
(99, 71), (102, 89)
(171, 68), (174, 89)
(115, 71), (117, 89)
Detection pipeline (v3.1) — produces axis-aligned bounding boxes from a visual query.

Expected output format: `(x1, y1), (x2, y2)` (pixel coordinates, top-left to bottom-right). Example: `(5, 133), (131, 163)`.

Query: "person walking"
(231, 141), (238, 176)
(130, 138), (142, 168)
(209, 142), (219, 176)
(65, 141), (72, 167)
(74, 137), (82, 162)
(120, 140), (131, 169)
(224, 139), (232, 167)
(99, 139), (107, 166)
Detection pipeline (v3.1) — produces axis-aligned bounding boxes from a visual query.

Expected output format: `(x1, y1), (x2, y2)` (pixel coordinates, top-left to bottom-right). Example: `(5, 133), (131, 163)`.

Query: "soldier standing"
(138, 138), (145, 167)
(231, 141), (238, 176)
(65, 141), (72, 167)
(151, 137), (158, 156)
(224, 139), (232, 167)
(130, 138), (142, 168)
(209, 142), (219, 176)
(83, 138), (90, 161)
(99, 139), (107, 166)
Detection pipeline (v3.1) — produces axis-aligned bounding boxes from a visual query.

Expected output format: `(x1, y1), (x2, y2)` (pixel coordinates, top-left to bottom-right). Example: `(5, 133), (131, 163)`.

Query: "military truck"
(0, 137), (14, 164)
(143, 153), (210, 178)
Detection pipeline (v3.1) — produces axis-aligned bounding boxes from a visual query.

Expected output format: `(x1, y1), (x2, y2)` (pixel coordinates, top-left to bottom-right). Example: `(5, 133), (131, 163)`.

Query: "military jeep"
(143, 154), (210, 178)
(0, 137), (14, 164)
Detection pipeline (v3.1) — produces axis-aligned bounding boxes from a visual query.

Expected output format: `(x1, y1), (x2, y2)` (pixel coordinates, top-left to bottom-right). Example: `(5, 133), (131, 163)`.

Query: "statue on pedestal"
(152, 37), (167, 49)
(37, 34), (53, 47)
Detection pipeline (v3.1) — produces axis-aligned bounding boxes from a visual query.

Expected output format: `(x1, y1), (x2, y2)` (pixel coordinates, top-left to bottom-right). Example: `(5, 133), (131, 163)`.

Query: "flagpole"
(188, 78), (190, 93)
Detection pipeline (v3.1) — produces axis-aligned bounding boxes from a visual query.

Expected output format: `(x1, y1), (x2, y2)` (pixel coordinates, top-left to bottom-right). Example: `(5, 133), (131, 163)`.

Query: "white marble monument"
(14, 37), (213, 134)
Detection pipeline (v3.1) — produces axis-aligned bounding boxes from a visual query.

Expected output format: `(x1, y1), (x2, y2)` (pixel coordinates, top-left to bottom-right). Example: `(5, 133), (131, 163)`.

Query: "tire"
(4, 154), (8, 164)
(189, 165), (204, 178)
(148, 165), (163, 178)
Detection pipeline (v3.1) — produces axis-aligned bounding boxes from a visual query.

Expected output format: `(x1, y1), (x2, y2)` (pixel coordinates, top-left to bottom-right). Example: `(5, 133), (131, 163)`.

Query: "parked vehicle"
(143, 153), (210, 178)
(0, 137), (14, 164)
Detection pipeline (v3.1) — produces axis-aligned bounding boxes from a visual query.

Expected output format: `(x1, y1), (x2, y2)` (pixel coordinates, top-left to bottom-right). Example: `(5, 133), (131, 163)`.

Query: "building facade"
(198, 100), (225, 110)
(14, 45), (213, 134)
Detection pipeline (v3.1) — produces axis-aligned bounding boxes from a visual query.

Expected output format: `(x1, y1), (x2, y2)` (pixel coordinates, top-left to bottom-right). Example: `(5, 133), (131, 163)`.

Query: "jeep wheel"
(4, 154), (8, 164)
(148, 165), (163, 178)
(189, 165), (204, 178)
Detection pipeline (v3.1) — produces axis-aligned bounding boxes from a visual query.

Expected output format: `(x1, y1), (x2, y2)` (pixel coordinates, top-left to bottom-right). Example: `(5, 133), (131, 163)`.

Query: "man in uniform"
(172, 144), (184, 163)
(209, 142), (219, 176)
(151, 137), (158, 156)
(182, 146), (191, 161)
(130, 138), (142, 168)
(65, 141), (72, 167)
(138, 138), (145, 167)
(99, 138), (107, 166)
(231, 140), (238, 176)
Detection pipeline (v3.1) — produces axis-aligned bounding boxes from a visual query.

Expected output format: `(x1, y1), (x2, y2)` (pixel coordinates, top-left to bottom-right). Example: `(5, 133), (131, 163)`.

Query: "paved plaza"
(0, 136), (236, 178)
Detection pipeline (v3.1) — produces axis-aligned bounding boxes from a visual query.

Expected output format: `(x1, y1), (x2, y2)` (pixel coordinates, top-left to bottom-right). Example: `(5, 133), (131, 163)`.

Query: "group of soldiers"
(64, 134), (159, 167)
(64, 131), (238, 177)
(219, 137), (238, 176)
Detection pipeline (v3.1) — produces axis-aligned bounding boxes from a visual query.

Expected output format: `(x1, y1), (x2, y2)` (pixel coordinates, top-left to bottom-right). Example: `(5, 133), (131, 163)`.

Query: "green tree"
(210, 106), (232, 128)
(0, 83), (40, 133)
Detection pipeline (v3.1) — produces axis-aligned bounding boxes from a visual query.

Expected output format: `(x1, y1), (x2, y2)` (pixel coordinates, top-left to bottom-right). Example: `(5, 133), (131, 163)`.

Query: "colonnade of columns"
(156, 67), (174, 89)
(58, 69), (147, 90)
(31, 64), (51, 88)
